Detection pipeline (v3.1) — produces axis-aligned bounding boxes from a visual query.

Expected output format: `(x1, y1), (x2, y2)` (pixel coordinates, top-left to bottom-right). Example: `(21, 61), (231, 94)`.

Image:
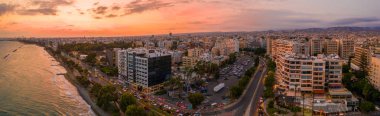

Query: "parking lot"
(200, 54), (256, 110)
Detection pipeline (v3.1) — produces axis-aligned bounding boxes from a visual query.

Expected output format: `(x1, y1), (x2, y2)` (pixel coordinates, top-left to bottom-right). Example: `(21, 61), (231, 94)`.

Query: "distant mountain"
(293, 26), (380, 32)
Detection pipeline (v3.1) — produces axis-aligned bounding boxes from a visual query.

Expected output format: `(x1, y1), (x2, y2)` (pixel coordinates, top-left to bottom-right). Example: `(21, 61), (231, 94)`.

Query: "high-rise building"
(118, 48), (171, 94)
(324, 56), (343, 88)
(117, 49), (128, 80)
(324, 39), (339, 55)
(369, 55), (380, 91)
(310, 38), (323, 56)
(266, 38), (272, 55)
(339, 39), (355, 59)
(352, 46), (371, 70)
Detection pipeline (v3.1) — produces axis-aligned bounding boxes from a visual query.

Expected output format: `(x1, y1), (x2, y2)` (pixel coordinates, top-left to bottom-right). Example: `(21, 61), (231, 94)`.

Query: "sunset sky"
(1, 0), (380, 37)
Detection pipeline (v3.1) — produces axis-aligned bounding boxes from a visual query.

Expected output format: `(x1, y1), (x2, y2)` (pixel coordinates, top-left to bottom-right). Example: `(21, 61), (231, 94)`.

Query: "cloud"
(0, 3), (17, 16)
(112, 6), (121, 11)
(17, 0), (74, 15)
(106, 14), (117, 18)
(88, 0), (173, 19)
(93, 6), (108, 15)
(18, 8), (57, 15)
(331, 17), (380, 25)
(124, 0), (173, 15)
(93, 16), (101, 19)
(188, 21), (203, 24)
(291, 19), (321, 23)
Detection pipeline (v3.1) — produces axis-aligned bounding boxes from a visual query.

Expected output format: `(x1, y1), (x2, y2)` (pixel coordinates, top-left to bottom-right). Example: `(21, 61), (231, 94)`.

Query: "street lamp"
(302, 93), (305, 116)
(294, 85), (298, 104)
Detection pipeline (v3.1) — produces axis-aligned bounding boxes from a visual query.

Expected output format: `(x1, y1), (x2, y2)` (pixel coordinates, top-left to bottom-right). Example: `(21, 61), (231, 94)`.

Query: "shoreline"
(44, 47), (109, 116)
(18, 41), (108, 116)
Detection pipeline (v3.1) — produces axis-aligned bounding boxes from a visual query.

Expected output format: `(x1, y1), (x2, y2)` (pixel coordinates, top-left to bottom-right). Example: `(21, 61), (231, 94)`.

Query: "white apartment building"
(276, 53), (342, 94)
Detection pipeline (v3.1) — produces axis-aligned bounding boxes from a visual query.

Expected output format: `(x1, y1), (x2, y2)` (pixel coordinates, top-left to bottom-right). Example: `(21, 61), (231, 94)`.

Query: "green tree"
(264, 71), (275, 98)
(359, 100), (375, 112)
(268, 100), (274, 108)
(188, 93), (205, 109)
(358, 54), (369, 77)
(230, 85), (243, 99)
(214, 72), (220, 80)
(76, 76), (90, 88)
(91, 83), (102, 95)
(147, 111), (160, 116)
(342, 64), (350, 73)
(228, 53), (237, 64)
(238, 76), (250, 88)
(267, 60), (276, 71)
(96, 85), (117, 110)
(363, 83), (373, 99)
(84, 53), (97, 65)
(342, 73), (353, 88)
(264, 71), (275, 88)
(119, 93), (137, 111)
(371, 92), (380, 101)
(125, 105), (147, 116)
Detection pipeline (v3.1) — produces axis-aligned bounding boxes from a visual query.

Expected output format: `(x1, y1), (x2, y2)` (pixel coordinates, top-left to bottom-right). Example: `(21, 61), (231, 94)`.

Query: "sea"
(0, 41), (95, 116)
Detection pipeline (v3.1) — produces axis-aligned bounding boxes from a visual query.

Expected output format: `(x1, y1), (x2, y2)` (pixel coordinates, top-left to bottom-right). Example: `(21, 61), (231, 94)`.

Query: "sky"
(0, 0), (380, 37)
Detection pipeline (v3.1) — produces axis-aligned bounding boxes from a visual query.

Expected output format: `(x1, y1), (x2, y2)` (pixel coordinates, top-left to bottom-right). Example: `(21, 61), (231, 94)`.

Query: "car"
(194, 112), (201, 116)
(259, 97), (264, 103)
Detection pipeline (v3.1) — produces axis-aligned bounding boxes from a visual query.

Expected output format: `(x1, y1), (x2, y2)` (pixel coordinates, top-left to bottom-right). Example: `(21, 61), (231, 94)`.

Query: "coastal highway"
(201, 59), (267, 116)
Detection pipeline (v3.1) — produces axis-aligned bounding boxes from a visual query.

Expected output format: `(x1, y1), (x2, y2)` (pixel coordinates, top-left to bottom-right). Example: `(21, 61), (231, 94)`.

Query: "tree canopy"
(125, 105), (147, 116)
(119, 93), (137, 111)
(188, 93), (205, 109)
(95, 85), (117, 110)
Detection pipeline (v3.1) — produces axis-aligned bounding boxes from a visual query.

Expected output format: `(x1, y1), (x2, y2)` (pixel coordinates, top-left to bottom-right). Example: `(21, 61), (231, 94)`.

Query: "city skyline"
(1, 0), (380, 37)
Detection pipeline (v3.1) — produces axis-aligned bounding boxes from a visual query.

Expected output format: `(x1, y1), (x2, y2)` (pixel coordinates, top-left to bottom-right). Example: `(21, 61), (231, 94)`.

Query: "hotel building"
(117, 48), (172, 94)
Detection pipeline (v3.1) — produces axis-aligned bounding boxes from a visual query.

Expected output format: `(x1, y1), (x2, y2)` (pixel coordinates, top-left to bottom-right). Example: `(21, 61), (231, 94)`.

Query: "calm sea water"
(0, 41), (95, 116)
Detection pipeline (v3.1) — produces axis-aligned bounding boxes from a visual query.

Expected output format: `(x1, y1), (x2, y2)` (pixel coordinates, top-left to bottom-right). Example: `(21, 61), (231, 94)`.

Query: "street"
(201, 58), (267, 116)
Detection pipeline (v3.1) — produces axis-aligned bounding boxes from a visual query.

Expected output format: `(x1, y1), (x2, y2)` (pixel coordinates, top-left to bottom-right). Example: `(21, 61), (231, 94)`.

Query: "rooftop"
(126, 48), (171, 58)
(328, 88), (352, 96)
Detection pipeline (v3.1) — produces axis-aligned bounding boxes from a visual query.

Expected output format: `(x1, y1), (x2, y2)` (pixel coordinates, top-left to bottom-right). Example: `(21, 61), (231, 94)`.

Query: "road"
(61, 53), (111, 86)
(235, 66), (266, 116)
(201, 59), (267, 116)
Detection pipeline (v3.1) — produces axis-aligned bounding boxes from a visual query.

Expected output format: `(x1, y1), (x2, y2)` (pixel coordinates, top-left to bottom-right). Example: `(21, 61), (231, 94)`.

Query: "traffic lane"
(201, 66), (264, 116)
(226, 67), (261, 111)
(202, 67), (262, 116)
(249, 75), (265, 116)
(233, 70), (263, 116)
